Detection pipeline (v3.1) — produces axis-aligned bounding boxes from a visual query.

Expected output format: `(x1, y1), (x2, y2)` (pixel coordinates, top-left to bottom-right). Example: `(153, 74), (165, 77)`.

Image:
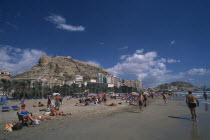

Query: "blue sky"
(0, 0), (210, 87)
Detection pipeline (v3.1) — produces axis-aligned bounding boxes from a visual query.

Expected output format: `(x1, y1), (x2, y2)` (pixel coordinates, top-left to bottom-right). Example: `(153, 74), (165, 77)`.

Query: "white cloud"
(108, 50), (185, 87)
(87, 60), (101, 67)
(46, 14), (85, 32)
(167, 58), (180, 63)
(187, 68), (210, 76)
(0, 45), (46, 75)
(135, 49), (144, 54)
(120, 55), (130, 60)
(170, 40), (176, 45)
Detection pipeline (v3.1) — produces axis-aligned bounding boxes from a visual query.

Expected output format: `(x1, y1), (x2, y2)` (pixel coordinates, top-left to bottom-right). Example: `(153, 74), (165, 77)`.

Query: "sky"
(0, 0), (210, 87)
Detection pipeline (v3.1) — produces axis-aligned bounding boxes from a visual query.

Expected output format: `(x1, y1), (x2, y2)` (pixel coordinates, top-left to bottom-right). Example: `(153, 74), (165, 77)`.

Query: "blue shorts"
(55, 101), (60, 107)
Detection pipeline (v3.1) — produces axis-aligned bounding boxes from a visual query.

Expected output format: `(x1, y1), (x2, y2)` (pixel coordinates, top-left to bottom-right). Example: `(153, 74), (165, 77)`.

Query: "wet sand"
(1, 97), (210, 140)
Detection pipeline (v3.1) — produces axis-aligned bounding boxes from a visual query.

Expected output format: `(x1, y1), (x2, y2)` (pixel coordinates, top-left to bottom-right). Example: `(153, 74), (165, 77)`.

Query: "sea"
(171, 91), (210, 113)
(175, 90), (210, 98)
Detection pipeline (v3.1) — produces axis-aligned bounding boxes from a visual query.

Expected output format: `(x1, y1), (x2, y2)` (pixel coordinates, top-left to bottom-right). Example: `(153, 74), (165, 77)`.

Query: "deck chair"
(17, 112), (33, 126)
(2, 106), (10, 112)
(11, 105), (19, 111)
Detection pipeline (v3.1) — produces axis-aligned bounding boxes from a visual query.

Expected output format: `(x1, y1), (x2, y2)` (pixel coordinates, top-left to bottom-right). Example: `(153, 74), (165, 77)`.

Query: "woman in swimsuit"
(18, 104), (34, 126)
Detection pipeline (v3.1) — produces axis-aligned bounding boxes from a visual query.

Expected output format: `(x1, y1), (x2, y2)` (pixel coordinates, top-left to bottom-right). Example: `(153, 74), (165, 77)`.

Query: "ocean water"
(173, 91), (210, 113)
(175, 91), (210, 100)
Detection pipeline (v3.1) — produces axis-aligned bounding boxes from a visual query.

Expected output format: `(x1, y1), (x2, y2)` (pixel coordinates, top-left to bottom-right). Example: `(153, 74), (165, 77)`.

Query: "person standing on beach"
(103, 94), (107, 104)
(162, 93), (167, 104)
(186, 91), (199, 121)
(47, 95), (52, 108)
(203, 92), (208, 101)
(143, 92), (148, 107)
(55, 94), (62, 109)
(138, 93), (144, 112)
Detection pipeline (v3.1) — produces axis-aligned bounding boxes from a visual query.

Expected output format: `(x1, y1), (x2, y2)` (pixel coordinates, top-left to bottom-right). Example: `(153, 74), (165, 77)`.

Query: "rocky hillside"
(156, 81), (196, 91)
(12, 55), (108, 81)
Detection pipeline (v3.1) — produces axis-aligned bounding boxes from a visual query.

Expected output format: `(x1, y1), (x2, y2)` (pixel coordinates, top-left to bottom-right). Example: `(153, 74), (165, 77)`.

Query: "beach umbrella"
(111, 93), (116, 96)
(99, 94), (106, 97)
(143, 92), (149, 95)
(88, 93), (97, 97)
(53, 93), (60, 96)
(131, 92), (139, 96)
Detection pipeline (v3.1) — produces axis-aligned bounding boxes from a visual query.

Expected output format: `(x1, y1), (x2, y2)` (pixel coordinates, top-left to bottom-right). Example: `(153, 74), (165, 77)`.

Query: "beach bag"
(4, 124), (13, 133)
(12, 122), (23, 130)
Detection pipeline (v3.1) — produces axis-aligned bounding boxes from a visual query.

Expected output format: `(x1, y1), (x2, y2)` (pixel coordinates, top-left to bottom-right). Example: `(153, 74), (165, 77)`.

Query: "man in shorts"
(138, 93), (144, 112)
(55, 94), (62, 109)
(186, 91), (199, 121)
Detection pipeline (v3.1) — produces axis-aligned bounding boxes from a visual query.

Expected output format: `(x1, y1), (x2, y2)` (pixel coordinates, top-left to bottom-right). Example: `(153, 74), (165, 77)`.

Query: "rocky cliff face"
(12, 55), (108, 81)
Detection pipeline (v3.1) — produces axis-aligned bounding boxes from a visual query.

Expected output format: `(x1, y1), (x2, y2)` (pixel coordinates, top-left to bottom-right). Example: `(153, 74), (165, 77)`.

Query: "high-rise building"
(134, 79), (143, 91)
(98, 73), (106, 83)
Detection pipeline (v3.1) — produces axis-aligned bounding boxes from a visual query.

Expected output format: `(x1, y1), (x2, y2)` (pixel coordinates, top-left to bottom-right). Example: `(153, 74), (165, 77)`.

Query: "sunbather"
(32, 116), (52, 121)
(49, 107), (72, 116)
(33, 102), (37, 107)
(105, 103), (116, 106)
(38, 102), (44, 107)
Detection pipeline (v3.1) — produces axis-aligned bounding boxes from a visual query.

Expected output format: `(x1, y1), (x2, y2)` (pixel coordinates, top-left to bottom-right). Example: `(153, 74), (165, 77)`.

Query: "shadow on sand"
(168, 116), (191, 120)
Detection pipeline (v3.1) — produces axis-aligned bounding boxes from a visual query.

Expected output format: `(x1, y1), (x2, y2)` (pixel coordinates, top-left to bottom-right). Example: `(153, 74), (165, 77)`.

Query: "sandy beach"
(1, 96), (210, 140)
(0, 97), (130, 126)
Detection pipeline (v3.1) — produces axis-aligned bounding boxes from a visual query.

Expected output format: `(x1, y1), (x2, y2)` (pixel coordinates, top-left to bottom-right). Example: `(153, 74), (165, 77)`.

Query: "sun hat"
(21, 104), (26, 107)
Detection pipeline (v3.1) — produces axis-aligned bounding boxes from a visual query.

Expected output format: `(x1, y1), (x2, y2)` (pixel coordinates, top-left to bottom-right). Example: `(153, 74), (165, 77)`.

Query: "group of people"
(11, 91), (210, 129)
(78, 95), (107, 106)
(137, 92), (149, 112)
(161, 91), (204, 122)
(17, 94), (70, 127)
(47, 94), (63, 109)
(33, 101), (44, 107)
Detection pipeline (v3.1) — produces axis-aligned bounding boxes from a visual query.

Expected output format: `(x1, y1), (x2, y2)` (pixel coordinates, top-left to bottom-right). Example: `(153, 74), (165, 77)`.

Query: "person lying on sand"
(32, 116), (52, 121)
(38, 102), (44, 107)
(49, 107), (72, 116)
(39, 108), (51, 112)
(33, 102), (37, 107)
(105, 103), (116, 106)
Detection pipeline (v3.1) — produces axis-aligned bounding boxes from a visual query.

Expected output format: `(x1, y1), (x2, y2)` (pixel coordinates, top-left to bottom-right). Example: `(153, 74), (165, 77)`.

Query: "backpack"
(12, 122), (23, 130)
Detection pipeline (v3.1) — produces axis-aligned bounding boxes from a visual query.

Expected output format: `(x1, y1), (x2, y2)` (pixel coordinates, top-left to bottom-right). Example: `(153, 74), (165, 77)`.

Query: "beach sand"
(1, 97), (210, 140)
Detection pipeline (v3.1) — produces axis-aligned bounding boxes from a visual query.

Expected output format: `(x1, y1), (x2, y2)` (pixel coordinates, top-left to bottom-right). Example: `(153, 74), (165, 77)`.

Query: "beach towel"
(86, 105), (96, 106)
(2, 106), (10, 112)
(20, 100), (24, 104)
(4, 124), (13, 133)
